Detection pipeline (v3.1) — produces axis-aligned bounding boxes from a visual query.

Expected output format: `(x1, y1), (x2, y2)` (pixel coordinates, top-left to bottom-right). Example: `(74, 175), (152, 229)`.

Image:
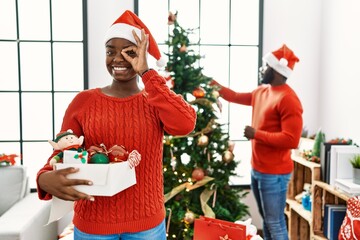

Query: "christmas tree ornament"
(212, 90), (220, 98)
(183, 210), (195, 224)
(170, 156), (177, 171)
(108, 145), (129, 162)
(163, 135), (172, 145)
(192, 167), (205, 181)
(192, 87), (205, 98)
(181, 153), (191, 165)
(197, 135), (209, 147)
(179, 44), (187, 53)
(228, 140), (235, 152)
(222, 150), (234, 163)
(89, 152), (109, 164)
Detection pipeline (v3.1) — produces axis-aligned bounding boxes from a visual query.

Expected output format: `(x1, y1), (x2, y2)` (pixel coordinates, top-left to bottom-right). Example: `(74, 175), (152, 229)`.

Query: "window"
(0, 0), (87, 189)
(138, 0), (263, 185)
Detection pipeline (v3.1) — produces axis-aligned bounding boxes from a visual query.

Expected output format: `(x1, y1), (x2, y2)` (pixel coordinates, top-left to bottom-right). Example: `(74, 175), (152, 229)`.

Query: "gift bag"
(194, 216), (246, 240)
(338, 196), (360, 240)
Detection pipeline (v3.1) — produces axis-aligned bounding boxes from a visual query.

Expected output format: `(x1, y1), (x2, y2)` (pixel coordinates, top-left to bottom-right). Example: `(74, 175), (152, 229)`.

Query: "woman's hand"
(38, 167), (94, 201)
(121, 29), (149, 76)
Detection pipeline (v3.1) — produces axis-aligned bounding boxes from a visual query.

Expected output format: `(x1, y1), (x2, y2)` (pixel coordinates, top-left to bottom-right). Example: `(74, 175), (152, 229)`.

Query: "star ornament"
(219, 234), (232, 240)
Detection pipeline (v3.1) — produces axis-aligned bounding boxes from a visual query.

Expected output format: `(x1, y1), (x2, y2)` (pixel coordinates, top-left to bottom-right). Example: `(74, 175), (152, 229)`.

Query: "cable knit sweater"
(36, 70), (196, 234)
(218, 83), (303, 174)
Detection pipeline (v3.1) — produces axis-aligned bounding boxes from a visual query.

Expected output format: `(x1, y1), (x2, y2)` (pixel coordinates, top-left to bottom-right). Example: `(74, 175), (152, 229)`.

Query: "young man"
(212, 44), (303, 240)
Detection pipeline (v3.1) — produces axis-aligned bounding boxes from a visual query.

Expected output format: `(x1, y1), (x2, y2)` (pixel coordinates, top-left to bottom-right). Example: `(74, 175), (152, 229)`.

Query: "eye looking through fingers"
(125, 50), (137, 58)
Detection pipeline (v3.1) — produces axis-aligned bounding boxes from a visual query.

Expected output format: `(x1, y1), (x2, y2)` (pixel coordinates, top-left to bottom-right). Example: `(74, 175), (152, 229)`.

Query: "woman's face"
(105, 38), (137, 81)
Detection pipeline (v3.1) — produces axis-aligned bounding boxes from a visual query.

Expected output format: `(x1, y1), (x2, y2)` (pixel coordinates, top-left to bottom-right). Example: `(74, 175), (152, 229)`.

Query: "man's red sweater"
(219, 84), (303, 174)
(36, 70), (196, 234)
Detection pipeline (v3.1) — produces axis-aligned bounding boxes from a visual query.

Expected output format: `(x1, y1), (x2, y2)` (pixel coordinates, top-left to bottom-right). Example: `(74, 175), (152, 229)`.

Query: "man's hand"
(244, 125), (256, 139)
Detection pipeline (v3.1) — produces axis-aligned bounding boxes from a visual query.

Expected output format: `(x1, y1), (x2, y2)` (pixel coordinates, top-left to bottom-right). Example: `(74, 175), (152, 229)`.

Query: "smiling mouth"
(113, 66), (127, 71)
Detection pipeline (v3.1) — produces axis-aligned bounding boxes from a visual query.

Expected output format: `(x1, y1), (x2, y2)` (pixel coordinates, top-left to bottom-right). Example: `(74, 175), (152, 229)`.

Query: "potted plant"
(350, 154), (360, 184)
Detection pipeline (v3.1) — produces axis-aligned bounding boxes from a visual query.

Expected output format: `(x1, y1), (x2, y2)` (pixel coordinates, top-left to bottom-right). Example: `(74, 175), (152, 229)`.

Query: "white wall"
(263, 0), (323, 136)
(320, 1), (360, 143)
(86, 0), (360, 231)
(87, 0), (133, 88)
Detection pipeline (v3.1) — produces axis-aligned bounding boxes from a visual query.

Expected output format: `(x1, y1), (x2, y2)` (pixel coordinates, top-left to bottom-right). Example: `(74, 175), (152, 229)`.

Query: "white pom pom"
(156, 56), (167, 68)
(279, 58), (288, 66)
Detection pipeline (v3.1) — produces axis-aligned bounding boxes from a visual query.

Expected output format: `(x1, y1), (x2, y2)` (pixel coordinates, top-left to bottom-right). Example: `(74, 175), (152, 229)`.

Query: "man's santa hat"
(262, 44), (299, 78)
(104, 10), (166, 68)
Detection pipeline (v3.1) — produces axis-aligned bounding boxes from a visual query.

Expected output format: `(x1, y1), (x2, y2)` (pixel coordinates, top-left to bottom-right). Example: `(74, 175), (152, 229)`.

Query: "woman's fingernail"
(89, 197), (95, 201)
(88, 181), (93, 185)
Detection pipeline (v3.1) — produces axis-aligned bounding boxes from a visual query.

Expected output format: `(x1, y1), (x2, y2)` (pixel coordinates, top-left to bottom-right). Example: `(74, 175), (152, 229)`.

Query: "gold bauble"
(184, 210), (195, 224)
(197, 135), (209, 147)
(163, 136), (172, 145)
(222, 150), (234, 163)
(212, 90), (220, 98)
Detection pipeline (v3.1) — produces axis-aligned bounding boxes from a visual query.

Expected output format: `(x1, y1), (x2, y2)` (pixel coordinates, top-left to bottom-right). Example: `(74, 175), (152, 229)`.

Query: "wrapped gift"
(194, 216), (246, 240)
(338, 196), (360, 240)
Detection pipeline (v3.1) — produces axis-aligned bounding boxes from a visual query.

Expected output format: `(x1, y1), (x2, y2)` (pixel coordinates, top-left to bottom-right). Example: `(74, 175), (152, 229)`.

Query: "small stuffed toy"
(48, 129), (87, 166)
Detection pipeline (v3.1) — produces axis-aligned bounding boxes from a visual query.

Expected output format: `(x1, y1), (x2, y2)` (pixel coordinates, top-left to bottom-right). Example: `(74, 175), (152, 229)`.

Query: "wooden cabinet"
(286, 154), (350, 239)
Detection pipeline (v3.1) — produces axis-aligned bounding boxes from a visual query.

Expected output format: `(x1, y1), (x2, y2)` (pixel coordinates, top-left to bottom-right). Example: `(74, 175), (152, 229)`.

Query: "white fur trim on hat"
(156, 56), (166, 68)
(104, 23), (142, 45)
(263, 53), (292, 78)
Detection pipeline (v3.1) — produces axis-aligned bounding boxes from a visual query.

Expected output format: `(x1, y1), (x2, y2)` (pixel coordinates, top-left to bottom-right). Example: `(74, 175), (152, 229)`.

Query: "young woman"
(37, 10), (196, 240)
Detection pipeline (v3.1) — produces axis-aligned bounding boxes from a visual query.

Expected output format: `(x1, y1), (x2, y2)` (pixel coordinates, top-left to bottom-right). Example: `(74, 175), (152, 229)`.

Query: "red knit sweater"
(36, 70), (196, 234)
(219, 84), (303, 174)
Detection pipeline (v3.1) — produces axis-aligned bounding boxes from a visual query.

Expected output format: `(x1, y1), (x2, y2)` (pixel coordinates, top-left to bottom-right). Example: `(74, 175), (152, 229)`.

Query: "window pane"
(200, 1), (230, 44)
(52, 0), (83, 41)
(0, 42), (19, 90)
(0, 93), (20, 140)
(23, 142), (53, 189)
(22, 93), (52, 140)
(230, 46), (259, 92)
(231, 0), (260, 45)
(0, 0), (17, 39)
(169, 0), (200, 43)
(229, 103), (252, 140)
(229, 140), (252, 185)
(20, 42), (52, 91)
(53, 43), (84, 91)
(54, 92), (78, 131)
(18, 0), (50, 40)
(139, 1), (168, 44)
(200, 46), (229, 83)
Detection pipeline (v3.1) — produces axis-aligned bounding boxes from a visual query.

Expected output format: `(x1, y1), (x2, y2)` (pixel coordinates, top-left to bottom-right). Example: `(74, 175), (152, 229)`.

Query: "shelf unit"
(286, 151), (351, 239)
(311, 180), (349, 239)
(286, 154), (321, 240)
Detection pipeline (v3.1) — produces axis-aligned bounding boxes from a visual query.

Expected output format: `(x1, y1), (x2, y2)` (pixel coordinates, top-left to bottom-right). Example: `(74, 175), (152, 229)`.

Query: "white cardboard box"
(55, 161), (136, 196)
(48, 151), (137, 224)
(54, 150), (137, 196)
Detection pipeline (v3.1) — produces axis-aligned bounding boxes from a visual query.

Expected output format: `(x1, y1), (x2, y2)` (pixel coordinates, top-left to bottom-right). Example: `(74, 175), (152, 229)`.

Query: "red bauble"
(192, 87), (205, 98)
(192, 168), (205, 181)
(108, 145), (129, 162)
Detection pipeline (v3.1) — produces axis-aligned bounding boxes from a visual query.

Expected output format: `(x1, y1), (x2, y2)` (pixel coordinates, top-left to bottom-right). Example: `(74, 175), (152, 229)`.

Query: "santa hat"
(262, 44), (299, 78)
(104, 10), (166, 68)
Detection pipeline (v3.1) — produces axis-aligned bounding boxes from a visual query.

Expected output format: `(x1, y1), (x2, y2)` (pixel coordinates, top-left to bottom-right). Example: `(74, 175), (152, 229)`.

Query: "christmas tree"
(162, 12), (249, 240)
